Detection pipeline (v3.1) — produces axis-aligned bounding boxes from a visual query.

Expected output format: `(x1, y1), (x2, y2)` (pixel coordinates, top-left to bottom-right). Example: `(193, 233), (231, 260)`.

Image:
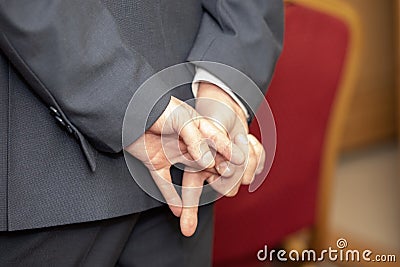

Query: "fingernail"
(208, 175), (216, 183)
(249, 137), (258, 145)
(216, 161), (231, 175)
(231, 146), (245, 164)
(216, 161), (227, 171)
(236, 134), (248, 145)
(202, 151), (214, 166)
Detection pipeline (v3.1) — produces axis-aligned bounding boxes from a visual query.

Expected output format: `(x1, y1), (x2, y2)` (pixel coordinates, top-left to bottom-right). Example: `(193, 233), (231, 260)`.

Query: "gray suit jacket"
(0, 0), (283, 231)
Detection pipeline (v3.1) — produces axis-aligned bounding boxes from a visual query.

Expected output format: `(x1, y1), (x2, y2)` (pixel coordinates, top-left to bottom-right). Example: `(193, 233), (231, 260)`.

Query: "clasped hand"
(125, 83), (266, 237)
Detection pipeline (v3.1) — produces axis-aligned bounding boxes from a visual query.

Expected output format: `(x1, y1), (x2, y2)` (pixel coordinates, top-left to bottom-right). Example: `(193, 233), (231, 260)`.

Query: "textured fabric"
(7, 68), (158, 230)
(0, 213), (139, 267)
(0, 205), (213, 267)
(188, 0), (284, 113)
(0, 0), (155, 154)
(0, 0), (283, 231)
(213, 3), (350, 266)
(0, 56), (8, 230)
(117, 204), (214, 267)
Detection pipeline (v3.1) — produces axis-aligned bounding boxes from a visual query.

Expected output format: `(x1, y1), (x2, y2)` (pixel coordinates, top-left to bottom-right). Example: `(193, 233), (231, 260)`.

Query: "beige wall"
(338, 0), (397, 151)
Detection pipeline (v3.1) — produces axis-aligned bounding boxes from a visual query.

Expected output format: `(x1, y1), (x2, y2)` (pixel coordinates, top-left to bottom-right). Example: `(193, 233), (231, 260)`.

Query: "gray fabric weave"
(0, 0), (283, 231)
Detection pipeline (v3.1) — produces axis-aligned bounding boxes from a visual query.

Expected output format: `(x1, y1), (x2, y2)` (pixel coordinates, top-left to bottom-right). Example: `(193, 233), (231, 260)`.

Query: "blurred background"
(212, 0), (400, 266)
(325, 0), (399, 265)
(323, 0), (399, 260)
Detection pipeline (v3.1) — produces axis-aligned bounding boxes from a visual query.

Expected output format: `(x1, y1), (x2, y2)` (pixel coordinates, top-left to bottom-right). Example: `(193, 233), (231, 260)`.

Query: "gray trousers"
(0, 204), (214, 267)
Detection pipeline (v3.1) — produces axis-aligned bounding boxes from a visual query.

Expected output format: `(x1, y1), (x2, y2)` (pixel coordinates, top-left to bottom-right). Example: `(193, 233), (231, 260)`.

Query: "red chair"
(213, 0), (362, 266)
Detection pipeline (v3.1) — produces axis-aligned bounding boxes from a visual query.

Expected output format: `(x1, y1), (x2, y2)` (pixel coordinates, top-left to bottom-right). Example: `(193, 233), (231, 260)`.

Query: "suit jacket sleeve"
(0, 0), (171, 170)
(187, 0), (284, 119)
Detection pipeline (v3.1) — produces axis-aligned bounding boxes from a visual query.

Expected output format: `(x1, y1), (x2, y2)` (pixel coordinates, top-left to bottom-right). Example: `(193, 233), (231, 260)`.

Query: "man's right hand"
(124, 96), (245, 221)
(176, 83), (266, 236)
